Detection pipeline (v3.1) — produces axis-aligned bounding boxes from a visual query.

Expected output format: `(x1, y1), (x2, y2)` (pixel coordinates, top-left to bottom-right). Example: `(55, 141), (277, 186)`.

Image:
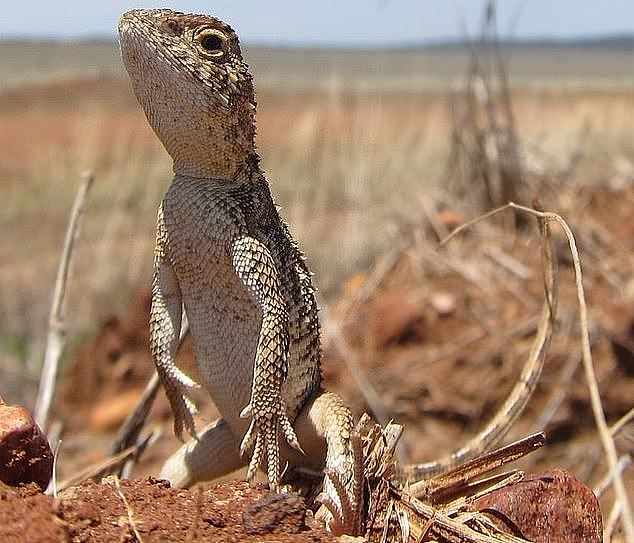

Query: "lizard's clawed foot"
(239, 396), (304, 489)
(162, 367), (200, 441)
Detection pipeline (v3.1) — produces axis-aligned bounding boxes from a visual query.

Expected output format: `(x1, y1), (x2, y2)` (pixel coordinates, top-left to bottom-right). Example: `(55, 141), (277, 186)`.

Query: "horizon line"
(1, 31), (633, 50)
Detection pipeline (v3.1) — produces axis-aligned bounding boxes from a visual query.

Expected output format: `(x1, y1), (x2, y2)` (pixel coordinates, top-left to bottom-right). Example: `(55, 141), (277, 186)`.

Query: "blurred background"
(0, 1), (632, 531)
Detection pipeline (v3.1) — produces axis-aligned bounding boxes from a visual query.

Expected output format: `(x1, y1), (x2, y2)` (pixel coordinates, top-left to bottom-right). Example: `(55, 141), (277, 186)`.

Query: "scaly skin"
(118, 9), (359, 532)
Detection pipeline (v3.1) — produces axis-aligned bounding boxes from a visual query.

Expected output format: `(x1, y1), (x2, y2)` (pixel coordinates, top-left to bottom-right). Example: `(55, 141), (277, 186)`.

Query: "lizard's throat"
(167, 120), (256, 180)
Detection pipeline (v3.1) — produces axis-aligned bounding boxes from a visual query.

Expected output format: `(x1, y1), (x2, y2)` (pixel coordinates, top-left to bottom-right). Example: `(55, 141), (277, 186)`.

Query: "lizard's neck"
(171, 117), (256, 180)
(174, 151), (266, 188)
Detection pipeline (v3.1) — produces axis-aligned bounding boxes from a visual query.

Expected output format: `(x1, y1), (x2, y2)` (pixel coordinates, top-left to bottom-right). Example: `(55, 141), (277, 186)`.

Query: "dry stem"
(34, 171), (94, 430)
(111, 476), (144, 542)
(440, 201), (634, 541)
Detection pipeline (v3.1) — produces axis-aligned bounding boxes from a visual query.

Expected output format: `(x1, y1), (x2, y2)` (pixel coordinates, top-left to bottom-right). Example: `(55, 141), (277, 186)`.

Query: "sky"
(1, 1), (633, 45)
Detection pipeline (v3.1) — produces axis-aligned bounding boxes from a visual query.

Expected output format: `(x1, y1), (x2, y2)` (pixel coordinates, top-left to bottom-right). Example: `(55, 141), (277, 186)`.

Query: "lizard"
(118, 8), (551, 533)
(118, 8), (361, 533)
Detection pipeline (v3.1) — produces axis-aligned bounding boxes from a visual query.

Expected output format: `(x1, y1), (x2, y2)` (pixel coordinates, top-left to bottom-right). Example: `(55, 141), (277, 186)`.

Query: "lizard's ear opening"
(195, 29), (227, 60)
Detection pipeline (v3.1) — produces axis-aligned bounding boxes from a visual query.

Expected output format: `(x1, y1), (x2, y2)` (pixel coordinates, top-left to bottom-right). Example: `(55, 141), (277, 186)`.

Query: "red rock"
(473, 468), (602, 543)
(365, 293), (427, 348)
(0, 403), (53, 490)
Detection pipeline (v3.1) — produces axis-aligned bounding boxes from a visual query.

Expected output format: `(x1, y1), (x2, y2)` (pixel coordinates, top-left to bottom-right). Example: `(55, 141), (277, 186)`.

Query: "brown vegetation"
(0, 40), (632, 541)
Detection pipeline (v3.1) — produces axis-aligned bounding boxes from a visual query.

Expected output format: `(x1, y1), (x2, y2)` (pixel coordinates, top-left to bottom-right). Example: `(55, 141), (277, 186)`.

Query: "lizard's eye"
(196, 29), (227, 59)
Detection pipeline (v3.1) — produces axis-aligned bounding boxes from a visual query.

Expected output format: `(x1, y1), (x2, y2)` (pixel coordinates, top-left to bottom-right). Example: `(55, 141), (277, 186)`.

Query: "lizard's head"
(119, 9), (256, 179)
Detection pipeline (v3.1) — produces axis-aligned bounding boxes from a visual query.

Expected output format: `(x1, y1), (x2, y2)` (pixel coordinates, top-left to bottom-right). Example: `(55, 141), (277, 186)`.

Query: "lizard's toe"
(245, 430), (265, 483)
(165, 383), (198, 441)
(241, 420), (281, 489)
(239, 397), (303, 491)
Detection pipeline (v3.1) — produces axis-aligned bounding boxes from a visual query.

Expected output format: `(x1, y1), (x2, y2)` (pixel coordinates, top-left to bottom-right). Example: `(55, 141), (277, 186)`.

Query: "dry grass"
(1, 41), (632, 541)
(0, 44), (632, 404)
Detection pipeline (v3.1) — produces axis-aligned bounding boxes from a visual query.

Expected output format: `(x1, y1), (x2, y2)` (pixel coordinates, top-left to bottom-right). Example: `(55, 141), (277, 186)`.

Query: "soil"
(0, 479), (335, 543)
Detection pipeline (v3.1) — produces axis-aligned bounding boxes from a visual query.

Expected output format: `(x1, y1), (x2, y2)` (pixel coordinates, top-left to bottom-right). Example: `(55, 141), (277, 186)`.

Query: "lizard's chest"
(174, 243), (261, 426)
(160, 178), (321, 425)
(162, 186), (262, 423)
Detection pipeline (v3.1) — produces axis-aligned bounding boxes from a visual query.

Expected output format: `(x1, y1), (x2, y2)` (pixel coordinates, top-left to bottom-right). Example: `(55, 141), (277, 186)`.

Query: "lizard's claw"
(239, 397), (303, 489)
(161, 366), (200, 441)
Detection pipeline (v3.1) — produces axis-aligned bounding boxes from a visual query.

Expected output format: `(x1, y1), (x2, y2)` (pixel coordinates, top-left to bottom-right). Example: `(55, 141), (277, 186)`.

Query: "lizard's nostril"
(161, 19), (183, 37)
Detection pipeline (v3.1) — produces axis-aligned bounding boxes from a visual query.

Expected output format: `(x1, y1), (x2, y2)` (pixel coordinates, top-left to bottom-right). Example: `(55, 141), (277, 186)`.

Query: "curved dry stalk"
(405, 203), (557, 480)
(34, 171), (95, 430)
(441, 202), (634, 541)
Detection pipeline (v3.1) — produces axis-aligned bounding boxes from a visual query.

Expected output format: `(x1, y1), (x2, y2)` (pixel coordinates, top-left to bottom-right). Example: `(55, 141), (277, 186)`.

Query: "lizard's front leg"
(231, 235), (303, 489)
(151, 205), (200, 440)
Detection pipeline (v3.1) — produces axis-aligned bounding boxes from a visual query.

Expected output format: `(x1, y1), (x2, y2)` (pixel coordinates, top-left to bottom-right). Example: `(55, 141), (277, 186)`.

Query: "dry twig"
(440, 202), (634, 541)
(34, 171), (95, 430)
(111, 476), (144, 542)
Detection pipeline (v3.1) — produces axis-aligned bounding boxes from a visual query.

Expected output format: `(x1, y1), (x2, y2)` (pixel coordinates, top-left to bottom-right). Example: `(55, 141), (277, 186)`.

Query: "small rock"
(473, 468), (602, 543)
(0, 401), (53, 490)
(366, 293), (426, 348)
(242, 492), (306, 535)
(203, 509), (227, 528)
(430, 292), (457, 316)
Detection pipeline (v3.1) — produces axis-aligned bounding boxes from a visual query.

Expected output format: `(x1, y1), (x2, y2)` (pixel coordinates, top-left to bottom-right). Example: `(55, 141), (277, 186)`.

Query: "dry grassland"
(0, 42), (632, 400)
(0, 38), (632, 542)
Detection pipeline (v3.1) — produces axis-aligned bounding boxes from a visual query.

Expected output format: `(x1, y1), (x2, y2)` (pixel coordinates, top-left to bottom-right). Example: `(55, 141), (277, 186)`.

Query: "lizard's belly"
(178, 256), (260, 434)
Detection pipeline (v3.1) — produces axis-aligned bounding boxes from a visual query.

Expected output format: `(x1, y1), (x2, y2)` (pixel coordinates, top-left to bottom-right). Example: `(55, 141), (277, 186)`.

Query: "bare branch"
(34, 171), (95, 430)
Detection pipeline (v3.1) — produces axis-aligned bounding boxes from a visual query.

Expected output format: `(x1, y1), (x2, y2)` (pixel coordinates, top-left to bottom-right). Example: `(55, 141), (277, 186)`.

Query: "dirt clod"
(474, 468), (602, 543)
(242, 491), (307, 535)
(0, 483), (66, 543)
(0, 477), (335, 542)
